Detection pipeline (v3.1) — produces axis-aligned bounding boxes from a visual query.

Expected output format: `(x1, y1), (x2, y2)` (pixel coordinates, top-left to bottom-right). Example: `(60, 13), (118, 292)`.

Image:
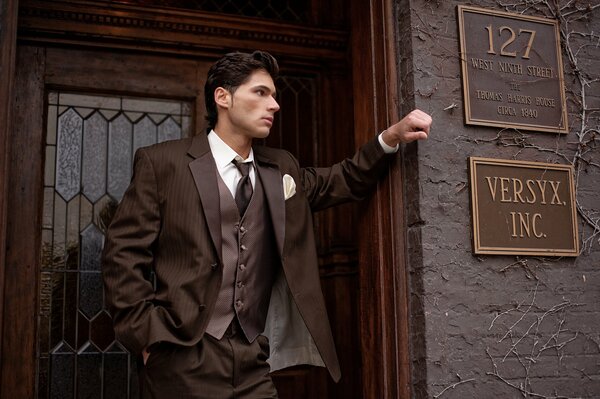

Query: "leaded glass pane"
(59, 93), (120, 109)
(66, 196), (80, 251)
(80, 225), (103, 272)
(47, 105), (57, 145)
(44, 146), (56, 187)
(76, 344), (102, 399)
(43, 188), (54, 229)
(80, 196), (93, 231)
(50, 343), (75, 399)
(158, 116), (182, 143)
(63, 272), (78, 348)
(49, 273), (65, 350)
(77, 311), (90, 351)
(133, 115), (157, 154)
(82, 112), (108, 203)
(90, 311), (116, 351)
(123, 97), (181, 114)
(79, 272), (103, 319)
(103, 349), (129, 398)
(52, 193), (67, 269)
(75, 107), (95, 118)
(56, 109), (82, 201)
(108, 114), (132, 200)
(40, 91), (192, 399)
(100, 109), (119, 120)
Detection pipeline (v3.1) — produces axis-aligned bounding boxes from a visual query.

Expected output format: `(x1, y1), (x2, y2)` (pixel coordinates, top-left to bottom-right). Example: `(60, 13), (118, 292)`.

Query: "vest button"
(240, 244), (247, 251)
(239, 264), (246, 271)
(210, 263), (218, 270)
(236, 299), (243, 308)
(237, 281), (243, 288)
(239, 226), (246, 233)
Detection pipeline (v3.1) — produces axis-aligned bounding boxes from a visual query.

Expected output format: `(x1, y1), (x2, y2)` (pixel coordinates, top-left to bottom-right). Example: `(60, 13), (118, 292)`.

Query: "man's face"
(221, 69), (280, 140)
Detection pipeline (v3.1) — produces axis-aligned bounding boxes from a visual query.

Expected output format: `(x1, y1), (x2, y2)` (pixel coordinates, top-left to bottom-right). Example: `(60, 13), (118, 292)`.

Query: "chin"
(252, 129), (271, 139)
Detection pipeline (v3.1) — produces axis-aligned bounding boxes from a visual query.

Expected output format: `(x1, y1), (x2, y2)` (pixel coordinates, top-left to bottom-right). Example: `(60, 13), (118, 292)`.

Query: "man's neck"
(213, 126), (252, 159)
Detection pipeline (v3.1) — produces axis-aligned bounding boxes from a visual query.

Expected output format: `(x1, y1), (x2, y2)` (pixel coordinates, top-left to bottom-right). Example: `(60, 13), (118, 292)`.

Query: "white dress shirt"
(378, 133), (399, 153)
(207, 130), (255, 198)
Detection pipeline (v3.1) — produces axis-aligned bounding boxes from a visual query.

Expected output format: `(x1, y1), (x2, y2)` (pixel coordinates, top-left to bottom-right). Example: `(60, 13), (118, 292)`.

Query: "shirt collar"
(207, 129), (254, 170)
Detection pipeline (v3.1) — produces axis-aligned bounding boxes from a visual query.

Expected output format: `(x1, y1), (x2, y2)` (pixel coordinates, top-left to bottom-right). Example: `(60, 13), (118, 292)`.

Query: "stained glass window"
(39, 92), (191, 398)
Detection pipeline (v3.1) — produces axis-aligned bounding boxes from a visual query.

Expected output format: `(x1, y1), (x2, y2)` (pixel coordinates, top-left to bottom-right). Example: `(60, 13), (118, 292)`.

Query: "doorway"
(2, 0), (410, 397)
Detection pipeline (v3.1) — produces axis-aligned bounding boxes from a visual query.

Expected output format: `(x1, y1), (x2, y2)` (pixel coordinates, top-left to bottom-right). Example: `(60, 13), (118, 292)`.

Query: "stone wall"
(397, 1), (600, 397)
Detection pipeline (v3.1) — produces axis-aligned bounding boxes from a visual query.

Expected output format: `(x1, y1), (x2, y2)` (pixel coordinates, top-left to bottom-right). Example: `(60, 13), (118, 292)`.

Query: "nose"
(269, 96), (280, 112)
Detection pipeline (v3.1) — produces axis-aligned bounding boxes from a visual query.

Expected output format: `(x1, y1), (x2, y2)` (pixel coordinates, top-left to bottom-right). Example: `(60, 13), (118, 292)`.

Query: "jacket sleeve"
(298, 135), (395, 212)
(101, 148), (170, 355)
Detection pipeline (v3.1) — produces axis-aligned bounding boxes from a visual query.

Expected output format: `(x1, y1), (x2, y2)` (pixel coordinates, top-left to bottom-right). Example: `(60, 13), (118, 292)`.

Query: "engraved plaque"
(469, 157), (579, 256)
(458, 6), (568, 133)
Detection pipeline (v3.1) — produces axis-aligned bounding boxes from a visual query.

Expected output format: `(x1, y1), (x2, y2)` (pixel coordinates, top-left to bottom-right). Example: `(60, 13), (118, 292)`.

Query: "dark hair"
(204, 50), (279, 130)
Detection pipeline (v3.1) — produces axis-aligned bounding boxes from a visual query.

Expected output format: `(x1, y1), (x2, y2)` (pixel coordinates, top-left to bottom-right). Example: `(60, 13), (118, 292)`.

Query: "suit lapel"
(254, 150), (285, 257)
(187, 134), (222, 261)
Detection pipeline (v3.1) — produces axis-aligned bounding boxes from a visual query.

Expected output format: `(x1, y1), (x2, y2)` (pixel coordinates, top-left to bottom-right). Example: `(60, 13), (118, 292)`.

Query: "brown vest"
(205, 168), (279, 342)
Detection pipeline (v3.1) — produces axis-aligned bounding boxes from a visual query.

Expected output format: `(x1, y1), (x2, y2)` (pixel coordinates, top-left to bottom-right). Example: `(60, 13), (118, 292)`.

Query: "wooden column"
(1, 45), (45, 399)
(351, 0), (412, 397)
(0, 0), (19, 379)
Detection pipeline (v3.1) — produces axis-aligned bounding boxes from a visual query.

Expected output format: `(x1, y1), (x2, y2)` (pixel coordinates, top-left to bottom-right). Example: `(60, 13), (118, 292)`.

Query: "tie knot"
(233, 160), (252, 177)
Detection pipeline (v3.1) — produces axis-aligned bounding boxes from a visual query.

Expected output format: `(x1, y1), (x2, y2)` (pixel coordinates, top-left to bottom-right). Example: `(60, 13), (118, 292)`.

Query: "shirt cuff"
(378, 132), (399, 154)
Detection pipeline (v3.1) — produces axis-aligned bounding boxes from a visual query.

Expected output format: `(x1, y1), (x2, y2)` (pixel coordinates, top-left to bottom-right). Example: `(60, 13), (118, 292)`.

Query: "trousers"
(140, 320), (278, 399)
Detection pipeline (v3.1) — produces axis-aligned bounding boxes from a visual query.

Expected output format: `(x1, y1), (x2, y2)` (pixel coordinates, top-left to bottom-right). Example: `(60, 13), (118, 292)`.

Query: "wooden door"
(2, 1), (364, 398)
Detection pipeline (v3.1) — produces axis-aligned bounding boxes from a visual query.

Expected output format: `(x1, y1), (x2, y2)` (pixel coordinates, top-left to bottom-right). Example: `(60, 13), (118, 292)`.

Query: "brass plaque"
(458, 6), (568, 133)
(469, 157), (579, 256)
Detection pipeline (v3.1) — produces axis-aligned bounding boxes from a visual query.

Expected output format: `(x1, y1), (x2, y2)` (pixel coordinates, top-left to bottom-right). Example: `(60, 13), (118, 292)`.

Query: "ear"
(214, 87), (231, 109)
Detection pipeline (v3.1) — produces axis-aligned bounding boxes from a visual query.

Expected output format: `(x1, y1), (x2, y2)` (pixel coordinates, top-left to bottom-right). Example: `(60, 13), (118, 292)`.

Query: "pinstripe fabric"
(206, 170), (278, 342)
(102, 132), (394, 385)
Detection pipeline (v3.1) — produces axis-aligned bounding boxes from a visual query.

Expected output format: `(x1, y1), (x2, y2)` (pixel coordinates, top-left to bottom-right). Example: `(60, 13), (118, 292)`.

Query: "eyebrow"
(253, 84), (277, 97)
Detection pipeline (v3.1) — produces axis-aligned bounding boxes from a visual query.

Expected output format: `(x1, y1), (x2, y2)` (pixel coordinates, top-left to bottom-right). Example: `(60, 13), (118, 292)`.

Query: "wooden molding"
(351, 0), (412, 397)
(0, 0), (20, 384)
(1, 44), (45, 399)
(18, 0), (348, 59)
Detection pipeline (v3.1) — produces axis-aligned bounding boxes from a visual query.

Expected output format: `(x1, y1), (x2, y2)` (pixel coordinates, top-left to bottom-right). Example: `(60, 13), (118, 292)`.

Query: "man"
(102, 50), (431, 398)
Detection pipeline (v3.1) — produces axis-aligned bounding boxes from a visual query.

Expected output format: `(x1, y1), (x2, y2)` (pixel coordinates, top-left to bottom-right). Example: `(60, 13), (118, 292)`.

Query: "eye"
(256, 89), (265, 96)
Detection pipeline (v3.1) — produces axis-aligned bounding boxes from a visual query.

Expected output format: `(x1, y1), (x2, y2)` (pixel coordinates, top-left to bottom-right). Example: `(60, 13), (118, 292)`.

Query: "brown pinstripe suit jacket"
(101, 132), (393, 382)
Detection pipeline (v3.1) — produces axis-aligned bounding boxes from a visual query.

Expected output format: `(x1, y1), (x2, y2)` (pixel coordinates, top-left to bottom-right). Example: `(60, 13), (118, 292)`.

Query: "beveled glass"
(108, 113), (132, 200)
(56, 108), (83, 202)
(82, 112), (108, 203)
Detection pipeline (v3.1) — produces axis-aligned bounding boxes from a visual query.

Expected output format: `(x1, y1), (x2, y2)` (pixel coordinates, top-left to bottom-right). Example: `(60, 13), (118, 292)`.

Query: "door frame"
(0, 0), (19, 387)
(350, 1), (413, 398)
(0, 0), (413, 397)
